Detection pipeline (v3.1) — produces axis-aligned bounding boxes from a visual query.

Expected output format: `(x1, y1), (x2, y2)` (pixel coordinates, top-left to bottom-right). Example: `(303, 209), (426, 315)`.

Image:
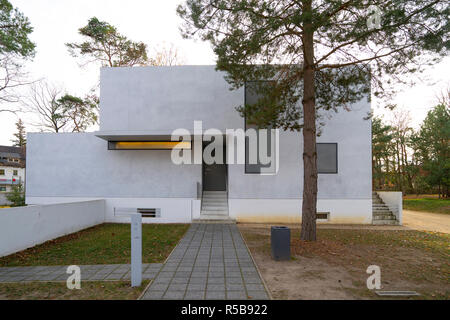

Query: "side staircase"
(372, 192), (399, 225)
(194, 191), (235, 223)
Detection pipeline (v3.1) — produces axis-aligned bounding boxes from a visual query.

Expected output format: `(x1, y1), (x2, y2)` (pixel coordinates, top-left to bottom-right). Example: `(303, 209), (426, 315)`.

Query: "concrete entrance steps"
(200, 191), (230, 220)
(192, 218), (236, 224)
(372, 192), (399, 225)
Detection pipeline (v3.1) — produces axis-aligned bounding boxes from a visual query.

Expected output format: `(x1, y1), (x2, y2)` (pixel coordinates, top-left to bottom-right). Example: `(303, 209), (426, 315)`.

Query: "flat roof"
(95, 130), (227, 142)
(95, 130), (193, 142)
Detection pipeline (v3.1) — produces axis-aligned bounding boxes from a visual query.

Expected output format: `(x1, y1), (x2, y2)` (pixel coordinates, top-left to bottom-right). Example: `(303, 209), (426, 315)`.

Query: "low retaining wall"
(377, 191), (403, 225)
(0, 200), (105, 257)
(27, 197), (196, 223)
(0, 193), (10, 206)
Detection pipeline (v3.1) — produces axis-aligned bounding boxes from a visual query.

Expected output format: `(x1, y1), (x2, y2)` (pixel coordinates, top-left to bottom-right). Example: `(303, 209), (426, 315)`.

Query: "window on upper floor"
(13, 170), (18, 176)
(317, 143), (338, 174)
(244, 81), (276, 174)
(0, 169), (4, 175)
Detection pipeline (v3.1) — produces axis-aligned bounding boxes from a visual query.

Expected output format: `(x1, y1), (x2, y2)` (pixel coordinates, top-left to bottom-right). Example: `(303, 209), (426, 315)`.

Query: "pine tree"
(11, 118), (26, 147)
(6, 182), (25, 207)
(177, 0), (449, 240)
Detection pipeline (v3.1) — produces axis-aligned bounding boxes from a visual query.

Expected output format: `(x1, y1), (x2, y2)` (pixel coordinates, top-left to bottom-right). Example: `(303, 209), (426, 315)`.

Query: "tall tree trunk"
(385, 157), (389, 189)
(403, 144), (413, 192)
(400, 140), (405, 192)
(300, 0), (317, 241)
(396, 142), (402, 191)
(372, 157), (376, 190)
(378, 158), (383, 189)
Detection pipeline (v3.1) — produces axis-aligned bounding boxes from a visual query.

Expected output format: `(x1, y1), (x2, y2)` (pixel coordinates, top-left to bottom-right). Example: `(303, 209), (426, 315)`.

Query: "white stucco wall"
(26, 133), (201, 199)
(229, 199), (372, 224)
(99, 66), (371, 197)
(25, 132), (201, 223)
(26, 197), (197, 224)
(0, 200), (105, 257)
(377, 191), (403, 225)
(100, 66), (244, 133)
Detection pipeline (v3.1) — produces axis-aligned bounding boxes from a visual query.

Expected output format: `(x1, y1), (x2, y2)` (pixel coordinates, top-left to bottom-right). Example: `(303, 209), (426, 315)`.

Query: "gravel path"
(403, 210), (450, 233)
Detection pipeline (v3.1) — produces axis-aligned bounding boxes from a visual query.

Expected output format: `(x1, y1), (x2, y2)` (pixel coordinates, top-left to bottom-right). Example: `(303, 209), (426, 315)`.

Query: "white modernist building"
(26, 66), (373, 224)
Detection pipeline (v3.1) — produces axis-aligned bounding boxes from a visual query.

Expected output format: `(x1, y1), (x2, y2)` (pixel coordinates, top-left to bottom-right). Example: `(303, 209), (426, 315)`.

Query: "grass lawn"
(240, 224), (450, 300)
(0, 280), (149, 300)
(403, 198), (450, 214)
(0, 223), (189, 267)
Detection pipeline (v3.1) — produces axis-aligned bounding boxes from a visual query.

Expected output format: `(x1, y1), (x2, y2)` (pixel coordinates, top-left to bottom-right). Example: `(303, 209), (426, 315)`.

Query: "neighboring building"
(0, 146), (26, 205)
(26, 66), (372, 224)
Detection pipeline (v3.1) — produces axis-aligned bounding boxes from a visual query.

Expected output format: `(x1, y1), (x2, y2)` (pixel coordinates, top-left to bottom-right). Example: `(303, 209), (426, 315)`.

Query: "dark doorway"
(202, 139), (227, 191)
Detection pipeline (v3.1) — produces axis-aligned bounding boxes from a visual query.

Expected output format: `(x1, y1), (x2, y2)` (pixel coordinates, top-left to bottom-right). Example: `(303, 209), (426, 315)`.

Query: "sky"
(0, 0), (449, 145)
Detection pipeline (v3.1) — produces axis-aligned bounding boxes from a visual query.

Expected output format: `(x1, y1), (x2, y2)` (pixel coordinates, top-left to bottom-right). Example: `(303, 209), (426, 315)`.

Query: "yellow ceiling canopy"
(109, 141), (191, 150)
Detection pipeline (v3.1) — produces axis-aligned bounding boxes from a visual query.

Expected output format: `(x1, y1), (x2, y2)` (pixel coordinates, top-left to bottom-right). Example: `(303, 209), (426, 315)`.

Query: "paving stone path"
(0, 223), (269, 300)
(0, 263), (163, 282)
(141, 223), (269, 300)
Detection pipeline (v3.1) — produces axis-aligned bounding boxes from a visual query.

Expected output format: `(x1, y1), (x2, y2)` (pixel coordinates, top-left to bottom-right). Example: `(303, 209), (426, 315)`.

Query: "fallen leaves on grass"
(291, 238), (347, 258)
(0, 223), (189, 266)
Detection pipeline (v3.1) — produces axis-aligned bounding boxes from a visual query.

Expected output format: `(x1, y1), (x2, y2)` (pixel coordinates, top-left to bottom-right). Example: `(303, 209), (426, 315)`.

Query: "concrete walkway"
(403, 209), (450, 233)
(0, 263), (163, 283)
(141, 223), (269, 300)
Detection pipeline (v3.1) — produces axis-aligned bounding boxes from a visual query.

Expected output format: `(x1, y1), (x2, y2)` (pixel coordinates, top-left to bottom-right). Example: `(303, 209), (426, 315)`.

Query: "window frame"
(0, 169), (5, 175)
(244, 80), (276, 175)
(317, 143), (338, 174)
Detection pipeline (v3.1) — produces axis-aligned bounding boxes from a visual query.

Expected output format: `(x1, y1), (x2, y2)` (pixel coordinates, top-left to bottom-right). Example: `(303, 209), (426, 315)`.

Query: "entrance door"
(202, 140), (227, 191)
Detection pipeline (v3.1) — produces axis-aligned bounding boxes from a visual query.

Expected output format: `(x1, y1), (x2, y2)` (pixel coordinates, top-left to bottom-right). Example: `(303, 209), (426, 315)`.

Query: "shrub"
(6, 183), (25, 207)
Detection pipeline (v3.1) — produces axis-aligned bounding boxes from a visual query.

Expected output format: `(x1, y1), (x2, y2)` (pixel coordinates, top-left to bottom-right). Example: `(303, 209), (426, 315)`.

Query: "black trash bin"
(271, 226), (290, 261)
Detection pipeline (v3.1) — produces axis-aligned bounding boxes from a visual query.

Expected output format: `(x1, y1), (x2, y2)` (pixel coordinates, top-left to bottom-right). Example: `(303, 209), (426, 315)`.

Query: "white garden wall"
(0, 200), (105, 257)
(377, 191), (403, 225)
(26, 197), (198, 224)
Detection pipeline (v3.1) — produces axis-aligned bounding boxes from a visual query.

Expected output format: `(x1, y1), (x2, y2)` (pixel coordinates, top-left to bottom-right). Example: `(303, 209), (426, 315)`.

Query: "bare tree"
(436, 84), (450, 108)
(23, 81), (69, 132)
(0, 1), (36, 114)
(149, 43), (186, 66)
(0, 54), (33, 113)
(390, 108), (414, 193)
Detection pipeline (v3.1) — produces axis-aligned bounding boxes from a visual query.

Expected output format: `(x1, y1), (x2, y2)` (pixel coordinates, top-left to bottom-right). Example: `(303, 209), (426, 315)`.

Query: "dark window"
(245, 81), (274, 174)
(13, 170), (18, 176)
(0, 169), (4, 175)
(316, 212), (330, 220)
(245, 124), (272, 174)
(137, 208), (161, 218)
(317, 143), (338, 174)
